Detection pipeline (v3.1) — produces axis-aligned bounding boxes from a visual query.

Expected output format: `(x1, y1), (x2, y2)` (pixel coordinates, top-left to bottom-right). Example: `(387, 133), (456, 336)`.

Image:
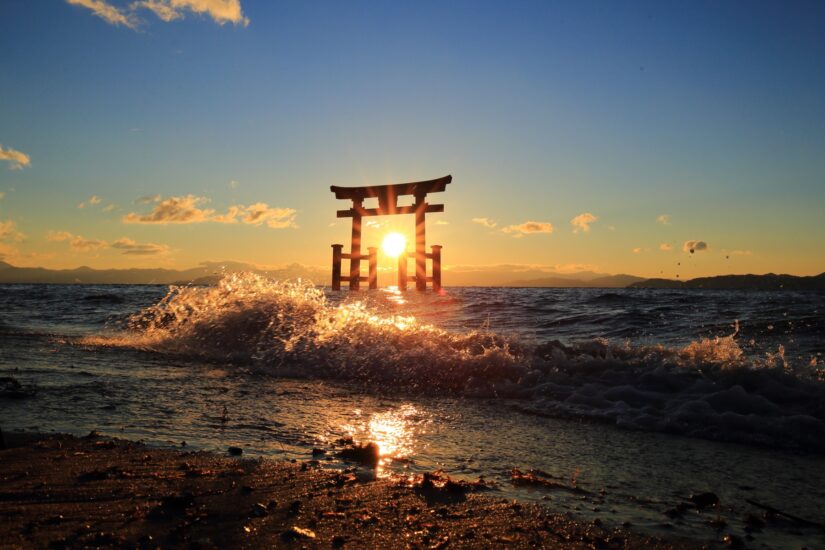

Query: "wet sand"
(0, 432), (693, 549)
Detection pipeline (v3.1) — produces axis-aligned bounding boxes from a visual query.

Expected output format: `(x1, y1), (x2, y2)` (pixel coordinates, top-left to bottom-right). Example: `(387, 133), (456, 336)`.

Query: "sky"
(1, 0), (824, 281)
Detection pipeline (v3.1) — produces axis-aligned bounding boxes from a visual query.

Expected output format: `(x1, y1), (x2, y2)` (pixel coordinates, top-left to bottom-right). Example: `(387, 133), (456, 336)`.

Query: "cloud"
(78, 195), (105, 209)
(239, 203), (297, 228)
(683, 240), (708, 253)
(632, 247), (643, 254)
(135, 0), (249, 26)
(67, 0), (248, 29)
(102, 204), (117, 213)
(502, 221), (554, 236)
(48, 231), (107, 252)
(472, 217), (497, 228)
(228, 180), (239, 189)
(657, 214), (670, 225)
(0, 220), (25, 242)
(111, 237), (169, 255)
(659, 243), (673, 251)
(0, 144), (31, 170)
(124, 195), (296, 228)
(570, 212), (598, 233)
(66, 0), (137, 28)
(123, 195), (215, 224)
(48, 231), (168, 255)
(435, 220), (449, 225)
(0, 191), (5, 201)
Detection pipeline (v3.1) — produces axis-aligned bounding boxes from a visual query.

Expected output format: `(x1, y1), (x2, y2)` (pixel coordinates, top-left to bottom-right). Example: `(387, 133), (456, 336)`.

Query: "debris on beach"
(337, 441), (380, 467)
(510, 468), (590, 494)
(398, 471), (492, 503)
(228, 446), (243, 456)
(282, 525), (316, 540)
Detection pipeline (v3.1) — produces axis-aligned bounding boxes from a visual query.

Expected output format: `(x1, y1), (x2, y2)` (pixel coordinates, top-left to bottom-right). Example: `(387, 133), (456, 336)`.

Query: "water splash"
(83, 273), (825, 453)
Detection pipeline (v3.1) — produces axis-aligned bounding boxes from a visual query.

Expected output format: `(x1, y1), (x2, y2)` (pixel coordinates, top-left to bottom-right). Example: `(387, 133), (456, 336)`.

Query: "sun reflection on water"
(340, 404), (428, 475)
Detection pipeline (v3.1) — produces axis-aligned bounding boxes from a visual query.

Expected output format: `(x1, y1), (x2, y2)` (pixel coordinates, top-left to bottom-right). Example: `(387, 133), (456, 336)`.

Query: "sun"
(381, 232), (407, 258)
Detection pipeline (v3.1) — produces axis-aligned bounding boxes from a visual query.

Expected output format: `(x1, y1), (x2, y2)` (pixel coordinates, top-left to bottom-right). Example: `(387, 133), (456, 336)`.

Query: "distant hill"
(506, 274), (646, 288)
(0, 261), (326, 285)
(629, 273), (825, 290)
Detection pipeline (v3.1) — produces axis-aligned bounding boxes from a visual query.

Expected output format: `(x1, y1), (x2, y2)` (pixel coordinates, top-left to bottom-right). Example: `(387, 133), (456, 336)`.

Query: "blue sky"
(1, 0), (824, 278)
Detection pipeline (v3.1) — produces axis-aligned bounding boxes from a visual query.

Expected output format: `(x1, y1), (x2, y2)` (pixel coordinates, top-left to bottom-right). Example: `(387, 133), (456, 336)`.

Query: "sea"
(1, 273), (824, 548)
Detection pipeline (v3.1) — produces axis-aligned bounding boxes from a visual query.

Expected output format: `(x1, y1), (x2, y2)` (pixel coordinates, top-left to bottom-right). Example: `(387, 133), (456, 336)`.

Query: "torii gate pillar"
(330, 175), (451, 291)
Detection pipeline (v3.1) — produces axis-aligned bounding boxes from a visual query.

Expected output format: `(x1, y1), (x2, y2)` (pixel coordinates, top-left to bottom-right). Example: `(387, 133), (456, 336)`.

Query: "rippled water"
(1, 277), (824, 548)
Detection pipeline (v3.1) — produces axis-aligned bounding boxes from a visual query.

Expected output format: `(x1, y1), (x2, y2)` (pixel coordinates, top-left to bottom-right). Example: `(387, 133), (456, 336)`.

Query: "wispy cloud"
(111, 237), (169, 255)
(47, 231), (108, 252)
(78, 195), (105, 209)
(66, 0), (249, 29)
(657, 214), (670, 225)
(48, 231), (168, 255)
(1, 220), (25, 242)
(102, 204), (118, 213)
(502, 221), (554, 236)
(0, 144), (31, 170)
(66, 0), (137, 28)
(683, 240), (708, 253)
(571, 212), (598, 233)
(632, 247), (643, 253)
(135, 0), (249, 26)
(435, 220), (449, 225)
(0, 191), (5, 201)
(471, 217), (497, 229)
(124, 195), (296, 228)
(659, 243), (673, 251)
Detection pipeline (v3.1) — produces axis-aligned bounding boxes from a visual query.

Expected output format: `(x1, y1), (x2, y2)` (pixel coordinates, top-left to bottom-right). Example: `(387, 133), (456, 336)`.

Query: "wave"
(81, 273), (825, 453)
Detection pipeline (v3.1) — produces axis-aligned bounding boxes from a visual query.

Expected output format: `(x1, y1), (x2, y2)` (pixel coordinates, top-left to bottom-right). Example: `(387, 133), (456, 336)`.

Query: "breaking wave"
(83, 273), (825, 453)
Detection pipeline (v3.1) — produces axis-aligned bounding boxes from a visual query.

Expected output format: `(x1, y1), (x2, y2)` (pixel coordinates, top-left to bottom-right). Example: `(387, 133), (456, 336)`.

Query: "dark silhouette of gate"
(330, 175), (451, 291)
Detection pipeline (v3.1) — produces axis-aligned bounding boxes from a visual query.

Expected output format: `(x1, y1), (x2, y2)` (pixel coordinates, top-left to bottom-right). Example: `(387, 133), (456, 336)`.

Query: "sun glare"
(381, 232), (407, 258)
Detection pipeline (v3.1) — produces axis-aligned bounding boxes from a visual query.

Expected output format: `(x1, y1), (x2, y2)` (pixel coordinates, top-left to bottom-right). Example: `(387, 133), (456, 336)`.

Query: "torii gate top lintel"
(331, 175), (451, 218)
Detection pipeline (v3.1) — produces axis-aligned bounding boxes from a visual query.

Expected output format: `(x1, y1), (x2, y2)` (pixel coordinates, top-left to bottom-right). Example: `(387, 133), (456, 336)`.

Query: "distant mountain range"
(629, 273), (825, 290)
(1, 260), (823, 289)
(0, 261), (325, 285)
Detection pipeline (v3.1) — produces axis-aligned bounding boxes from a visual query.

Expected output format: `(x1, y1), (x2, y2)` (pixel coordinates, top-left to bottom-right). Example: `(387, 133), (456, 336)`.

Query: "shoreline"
(0, 432), (695, 548)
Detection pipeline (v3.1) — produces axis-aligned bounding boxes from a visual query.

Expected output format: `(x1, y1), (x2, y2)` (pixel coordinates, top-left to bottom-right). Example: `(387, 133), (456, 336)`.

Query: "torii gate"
(330, 175), (451, 291)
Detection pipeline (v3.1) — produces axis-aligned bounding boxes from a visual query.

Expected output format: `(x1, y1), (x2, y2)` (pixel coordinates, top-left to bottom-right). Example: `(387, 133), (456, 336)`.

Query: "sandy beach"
(0, 432), (695, 549)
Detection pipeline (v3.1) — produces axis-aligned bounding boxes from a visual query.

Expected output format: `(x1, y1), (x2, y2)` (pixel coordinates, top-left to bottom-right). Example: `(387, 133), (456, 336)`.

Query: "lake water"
(1, 275), (823, 547)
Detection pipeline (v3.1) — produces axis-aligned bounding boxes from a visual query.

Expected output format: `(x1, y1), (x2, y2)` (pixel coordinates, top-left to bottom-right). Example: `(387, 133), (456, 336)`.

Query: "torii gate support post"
(368, 247), (378, 289)
(398, 251), (408, 290)
(331, 244), (343, 291)
(414, 192), (427, 291)
(431, 245), (442, 291)
(350, 198), (363, 290)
